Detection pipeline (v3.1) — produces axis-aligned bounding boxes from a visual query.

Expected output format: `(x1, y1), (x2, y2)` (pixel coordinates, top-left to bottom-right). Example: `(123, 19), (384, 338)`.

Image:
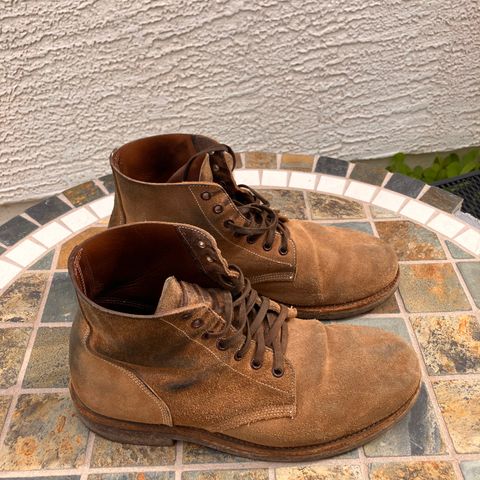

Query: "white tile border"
(0, 167), (479, 295)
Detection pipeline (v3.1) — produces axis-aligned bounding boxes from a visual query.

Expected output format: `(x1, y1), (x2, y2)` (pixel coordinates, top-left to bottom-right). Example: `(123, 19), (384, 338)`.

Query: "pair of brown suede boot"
(68, 134), (421, 461)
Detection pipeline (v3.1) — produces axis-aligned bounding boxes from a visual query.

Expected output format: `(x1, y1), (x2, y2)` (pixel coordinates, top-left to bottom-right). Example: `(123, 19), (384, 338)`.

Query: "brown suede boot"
(68, 222), (420, 461)
(108, 134), (399, 319)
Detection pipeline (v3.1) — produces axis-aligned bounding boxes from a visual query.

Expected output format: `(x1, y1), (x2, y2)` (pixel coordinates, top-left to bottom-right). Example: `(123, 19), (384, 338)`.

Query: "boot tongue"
(167, 151), (236, 185)
(155, 276), (230, 316)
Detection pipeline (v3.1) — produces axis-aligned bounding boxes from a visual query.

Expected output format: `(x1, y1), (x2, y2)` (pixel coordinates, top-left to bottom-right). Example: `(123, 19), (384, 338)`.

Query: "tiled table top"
(0, 152), (479, 480)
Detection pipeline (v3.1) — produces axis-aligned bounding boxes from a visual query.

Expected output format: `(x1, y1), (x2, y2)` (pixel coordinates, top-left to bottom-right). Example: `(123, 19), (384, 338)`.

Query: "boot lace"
(206, 265), (293, 377)
(183, 145), (291, 255)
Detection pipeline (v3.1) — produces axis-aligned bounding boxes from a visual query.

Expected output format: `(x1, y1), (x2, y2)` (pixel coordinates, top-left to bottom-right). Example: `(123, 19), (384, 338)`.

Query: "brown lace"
(183, 145), (291, 255)
(206, 265), (291, 377)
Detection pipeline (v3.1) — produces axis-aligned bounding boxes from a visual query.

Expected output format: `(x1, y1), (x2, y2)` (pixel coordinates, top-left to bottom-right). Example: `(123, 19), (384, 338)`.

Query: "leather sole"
(70, 379), (420, 462)
(293, 268), (400, 320)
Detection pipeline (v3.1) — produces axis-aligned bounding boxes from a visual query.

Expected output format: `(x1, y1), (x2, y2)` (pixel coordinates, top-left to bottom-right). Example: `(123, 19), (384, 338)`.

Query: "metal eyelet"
(234, 351), (243, 361)
(251, 359), (262, 370)
(213, 205), (223, 214)
(191, 318), (204, 329)
(246, 236), (256, 244)
(272, 367), (284, 378)
(201, 192), (211, 200)
(198, 240), (206, 249)
(278, 246), (288, 256)
(205, 256), (214, 263)
(263, 243), (272, 251)
(216, 339), (228, 351)
(212, 164), (220, 172)
(181, 312), (192, 320)
(201, 332), (210, 340)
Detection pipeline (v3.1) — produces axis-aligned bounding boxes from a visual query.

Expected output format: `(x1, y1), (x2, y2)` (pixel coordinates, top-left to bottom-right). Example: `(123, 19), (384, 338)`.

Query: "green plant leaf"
(412, 166), (423, 179)
(446, 161), (461, 178)
(460, 161), (480, 175)
(437, 168), (447, 181)
(461, 149), (479, 165)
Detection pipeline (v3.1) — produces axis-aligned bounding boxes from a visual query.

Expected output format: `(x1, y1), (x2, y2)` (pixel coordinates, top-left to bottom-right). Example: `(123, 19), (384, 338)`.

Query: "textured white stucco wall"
(1, 0), (479, 203)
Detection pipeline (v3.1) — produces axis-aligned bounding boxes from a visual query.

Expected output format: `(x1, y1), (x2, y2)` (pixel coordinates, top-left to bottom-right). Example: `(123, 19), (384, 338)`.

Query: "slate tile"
(0, 396), (12, 430)
(29, 250), (55, 270)
(0, 272), (48, 323)
(375, 220), (445, 260)
(325, 221), (373, 234)
(420, 187), (463, 213)
(445, 240), (473, 259)
(314, 156), (349, 177)
(411, 314), (480, 375)
(182, 470), (269, 480)
(7, 477), (79, 480)
(260, 189), (307, 219)
(183, 442), (248, 464)
(276, 465), (362, 480)
(399, 264), (470, 313)
(384, 173), (425, 198)
(0, 216), (37, 247)
(457, 262), (480, 308)
(369, 205), (399, 219)
(89, 474), (173, 480)
(370, 293), (400, 314)
(342, 316), (410, 342)
(23, 326), (70, 388)
(368, 461), (456, 480)
(91, 435), (176, 467)
(0, 328), (31, 388)
(433, 379), (480, 453)
(349, 163), (387, 186)
(63, 181), (105, 207)
(364, 383), (445, 456)
(57, 227), (106, 269)
(243, 152), (276, 169)
(280, 153), (314, 171)
(41, 272), (77, 323)
(99, 173), (115, 193)
(0, 245), (5, 254)
(461, 461), (480, 480)
(307, 193), (365, 219)
(25, 196), (71, 225)
(0, 393), (88, 470)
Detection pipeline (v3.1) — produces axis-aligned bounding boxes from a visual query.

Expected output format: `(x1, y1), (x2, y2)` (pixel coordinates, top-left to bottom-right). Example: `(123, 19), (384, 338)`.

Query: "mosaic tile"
(349, 162), (387, 186)
(89, 195), (114, 219)
(183, 442), (248, 464)
(368, 461), (456, 480)
(325, 221), (373, 234)
(344, 180), (377, 202)
(364, 383), (445, 456)
(0, 396), (12, 430)
(375, 220), (445, 260)
(0, 259), (22, 290)
(0, 215), (37, 246)
(243, 151), (276, 169)
(23, 326), (70, 388)
(5, 238), (47, 268)
(6, 477), (79, 480)
(399, 264), (470, 313)
(41, 272), (77, 323)
(384, 173), (425, 198)
(182, 470), (268, 480)
(307, 193), (364, 219)
(342, 316), (410, 342)
(370, 293), (400, 314)
(25, 196), (72, 225)
(32, 221), (72, 249)
(434, 379), (480, 453)
(420, 186), (463, 214)
(371, 190), (407, 214)
(316, 175), (347, 195)
(0, 245), (5, 254)
(0, 393), (88, 470)
(91, 435), (176, 467)
(260, 189), (307, 219)
(461, 461), (480, 480)
(289, 171), (317, 190)
(457, 262), (480, 308)
(99, 173), (115, 193)
(63, 181), (105, 207)
(276, 465), (361, 480)
(427, 213), (464, 239)
(57, 227), (106, 269)
(281, 153), (314, 171)
(400, 199), (436, 224)
(0, 328), (31, 388)
(29, 250), (55, 270)
(411, 314), (480, 375)
(445, 240), (473, 259)
(0, 272), (48, 323)
(89, 474), (173, 480)
(314, 156), (349, 177)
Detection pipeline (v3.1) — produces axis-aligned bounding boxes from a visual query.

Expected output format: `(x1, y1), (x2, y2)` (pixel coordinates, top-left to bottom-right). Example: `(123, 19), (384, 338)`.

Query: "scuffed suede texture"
(108, 134), (399, 313)
(68, 222), (420, 450)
